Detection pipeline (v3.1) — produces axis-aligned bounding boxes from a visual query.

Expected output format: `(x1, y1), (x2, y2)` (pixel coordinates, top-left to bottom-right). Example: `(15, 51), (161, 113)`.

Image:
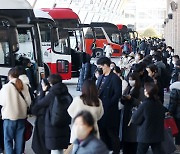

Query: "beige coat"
(67, 96), (104, 143)
(0, 78), (31, 120)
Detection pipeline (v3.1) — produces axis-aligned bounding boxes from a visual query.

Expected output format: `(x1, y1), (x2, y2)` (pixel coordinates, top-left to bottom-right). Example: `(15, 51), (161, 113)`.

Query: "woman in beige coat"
(68, 79), (104, 143)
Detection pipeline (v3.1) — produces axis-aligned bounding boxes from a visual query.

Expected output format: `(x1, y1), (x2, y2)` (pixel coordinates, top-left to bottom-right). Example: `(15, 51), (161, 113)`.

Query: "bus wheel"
(93, 48), (103, 58)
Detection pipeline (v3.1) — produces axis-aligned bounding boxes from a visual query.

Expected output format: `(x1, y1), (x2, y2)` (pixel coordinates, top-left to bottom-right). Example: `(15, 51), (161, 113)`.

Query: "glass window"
(69, 30), (83, 52)
(17, 28), (34, 61)
(0, 42), (10, 65)
(111, 33), (120, 44)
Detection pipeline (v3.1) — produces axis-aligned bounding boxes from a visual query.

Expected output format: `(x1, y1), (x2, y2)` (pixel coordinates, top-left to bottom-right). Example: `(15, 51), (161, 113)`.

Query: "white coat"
(68, 96), (104, 143)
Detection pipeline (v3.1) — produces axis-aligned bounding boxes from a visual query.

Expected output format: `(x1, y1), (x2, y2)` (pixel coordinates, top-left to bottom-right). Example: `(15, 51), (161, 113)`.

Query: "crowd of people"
(0, 37), (180, 154)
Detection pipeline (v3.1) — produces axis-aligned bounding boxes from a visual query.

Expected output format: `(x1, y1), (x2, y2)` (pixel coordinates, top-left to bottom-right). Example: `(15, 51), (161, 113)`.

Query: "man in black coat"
(96, 57), (122, 154)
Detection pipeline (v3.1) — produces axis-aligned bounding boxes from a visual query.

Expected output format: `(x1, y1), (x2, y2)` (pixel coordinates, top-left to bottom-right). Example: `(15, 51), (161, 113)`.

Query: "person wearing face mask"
(171, 59), (180, 83)
(134, 53), (143, 64)
(72, 110), (109, 154)
(131, 82), (165, 154)
(96, 57), (122, 154)
(119, 72), (141, 154)
(146, 64), (164, 104)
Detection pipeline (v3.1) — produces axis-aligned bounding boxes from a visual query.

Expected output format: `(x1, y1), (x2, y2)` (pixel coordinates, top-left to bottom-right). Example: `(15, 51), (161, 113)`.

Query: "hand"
(126, 95), (131, 100)
(165, 112), (171, 116)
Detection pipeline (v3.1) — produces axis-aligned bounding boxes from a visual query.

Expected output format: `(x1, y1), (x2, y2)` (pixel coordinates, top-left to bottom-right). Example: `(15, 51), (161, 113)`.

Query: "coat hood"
(170, 81), (180, 91)
(50, 82), (68, 96)
(155, 61), (166, 69)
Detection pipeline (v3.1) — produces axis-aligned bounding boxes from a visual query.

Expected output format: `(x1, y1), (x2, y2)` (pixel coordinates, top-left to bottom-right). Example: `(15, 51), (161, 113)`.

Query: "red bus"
(84, 22), (122, 58)
(42, 8), (84, 78)
(117, 24), (138, 44)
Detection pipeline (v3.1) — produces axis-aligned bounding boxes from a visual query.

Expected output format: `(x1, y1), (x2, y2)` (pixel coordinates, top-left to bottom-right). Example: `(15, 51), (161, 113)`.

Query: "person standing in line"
(171, 59), (180, 83)
(146, 64), (164, 104)
(96, 57), (122, 154)
(32, 74), (71, 154)
(68, 79), (104, 143)
(76, 53), (91, 91)
(119, 72), (141, 154)
(131, 82), (165, 154)
(72, 110), (109, 154)
(168, 77), (180, 152)
(0, 67), (31, 154)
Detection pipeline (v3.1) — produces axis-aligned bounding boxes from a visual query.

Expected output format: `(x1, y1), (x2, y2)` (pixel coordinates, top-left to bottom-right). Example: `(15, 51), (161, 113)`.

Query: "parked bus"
(0, 0), (57, 89)
(34, 9), (67, 79)
(84, 22), (122, 58)
(42, 8), (85, 77)
(117, 24), (138, 44)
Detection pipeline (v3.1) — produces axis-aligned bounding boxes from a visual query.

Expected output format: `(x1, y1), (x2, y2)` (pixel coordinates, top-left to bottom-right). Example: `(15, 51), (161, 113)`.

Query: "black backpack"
(50, 93), (73, 127)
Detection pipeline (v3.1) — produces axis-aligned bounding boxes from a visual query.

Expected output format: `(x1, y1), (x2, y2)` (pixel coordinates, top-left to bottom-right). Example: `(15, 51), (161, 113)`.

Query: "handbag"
(161, 128), (176, 154)
(164, 115), (179, 136)
(24, 119), (33, 141)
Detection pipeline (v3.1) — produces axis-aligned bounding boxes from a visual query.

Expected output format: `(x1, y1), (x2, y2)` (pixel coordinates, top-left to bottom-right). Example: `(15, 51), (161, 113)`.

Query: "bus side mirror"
(51, 28), (59, 52)
(10, 28), (19, 52)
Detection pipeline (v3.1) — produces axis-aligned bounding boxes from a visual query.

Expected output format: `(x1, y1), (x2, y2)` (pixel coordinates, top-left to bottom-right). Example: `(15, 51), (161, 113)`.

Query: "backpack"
(50, 93), (73, 127)
(90, 63), (97, 79)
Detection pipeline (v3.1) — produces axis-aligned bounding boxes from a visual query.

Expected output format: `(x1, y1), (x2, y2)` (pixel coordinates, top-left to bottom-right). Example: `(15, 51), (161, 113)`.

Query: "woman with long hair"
(0, 67), (31, 154)
(132, 82), (165, 154)
(120, 72), (141, 154)
(68, 79), (104, 143)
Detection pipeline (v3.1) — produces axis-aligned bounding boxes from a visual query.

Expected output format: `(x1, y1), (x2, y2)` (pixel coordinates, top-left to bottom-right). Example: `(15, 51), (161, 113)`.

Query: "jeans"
(51, 149), (63, 154)
(3, 119), (25, 154)
(0, 119), (4, 152)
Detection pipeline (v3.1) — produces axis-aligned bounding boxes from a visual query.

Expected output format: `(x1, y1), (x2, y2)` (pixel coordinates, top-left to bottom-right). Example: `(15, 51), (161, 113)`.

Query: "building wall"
(120, 0), (166, 35)
(164, 0), (180, 55)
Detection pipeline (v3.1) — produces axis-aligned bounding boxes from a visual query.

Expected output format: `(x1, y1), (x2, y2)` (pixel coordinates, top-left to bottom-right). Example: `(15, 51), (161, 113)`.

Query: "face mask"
(97, 67), (103, 74)
(74, 125), (90, 140)
(150, 50), (154, 55)
(135, 56), (139, 61)
(129, 80), (136, 87)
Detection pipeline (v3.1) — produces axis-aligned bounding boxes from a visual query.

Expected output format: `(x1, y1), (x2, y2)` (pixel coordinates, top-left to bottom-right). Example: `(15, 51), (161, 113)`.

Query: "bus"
(117, 24), (138, 44)
(42, 8), (85, 77)
(84, 22), (122, 58)
(0, 0), (58, 89)
(34, 9), (65, 79)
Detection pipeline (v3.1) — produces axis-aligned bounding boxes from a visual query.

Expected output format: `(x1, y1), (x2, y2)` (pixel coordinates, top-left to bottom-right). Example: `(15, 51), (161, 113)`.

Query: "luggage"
(164, 115), (179, 136)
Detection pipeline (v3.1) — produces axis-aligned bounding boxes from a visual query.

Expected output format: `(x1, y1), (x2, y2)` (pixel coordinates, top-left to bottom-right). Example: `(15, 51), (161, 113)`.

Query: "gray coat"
(72, 135), (109, 154)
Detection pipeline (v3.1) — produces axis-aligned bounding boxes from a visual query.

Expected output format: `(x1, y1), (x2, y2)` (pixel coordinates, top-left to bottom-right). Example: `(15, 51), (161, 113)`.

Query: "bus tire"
(93, 48), (103, 58)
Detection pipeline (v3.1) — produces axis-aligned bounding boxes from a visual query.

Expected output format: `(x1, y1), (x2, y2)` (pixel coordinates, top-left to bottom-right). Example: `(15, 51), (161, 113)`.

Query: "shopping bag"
(164, 116), (179, 136)
(24, 119), (33, 141)
(161, 128), (176, 154)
